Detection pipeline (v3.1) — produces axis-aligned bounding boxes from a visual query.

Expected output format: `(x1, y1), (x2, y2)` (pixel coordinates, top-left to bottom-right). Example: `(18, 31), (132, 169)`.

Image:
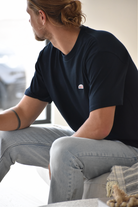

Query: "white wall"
(81, 0), (137, 66)
(52, 0), (138, 126)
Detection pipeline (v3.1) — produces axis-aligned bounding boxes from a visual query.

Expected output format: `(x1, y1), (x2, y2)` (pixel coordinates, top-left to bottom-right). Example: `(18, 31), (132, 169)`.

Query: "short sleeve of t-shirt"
(86, 51), (128, 112)
(25, 57), (52, 103)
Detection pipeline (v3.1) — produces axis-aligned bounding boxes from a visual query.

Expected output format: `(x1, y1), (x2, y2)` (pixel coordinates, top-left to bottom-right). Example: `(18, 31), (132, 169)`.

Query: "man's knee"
(50, 136), (83, 173)
(50, 137), (72, 169)
(50, 136), (71, 158)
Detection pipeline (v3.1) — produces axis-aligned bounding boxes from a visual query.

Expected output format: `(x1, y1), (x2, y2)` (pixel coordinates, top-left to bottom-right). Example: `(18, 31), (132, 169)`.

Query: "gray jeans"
(0, 125), (138, 204)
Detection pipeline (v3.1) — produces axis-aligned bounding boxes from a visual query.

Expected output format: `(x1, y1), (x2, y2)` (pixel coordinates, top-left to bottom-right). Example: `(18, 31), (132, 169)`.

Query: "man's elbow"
(98, 126), (112, 140)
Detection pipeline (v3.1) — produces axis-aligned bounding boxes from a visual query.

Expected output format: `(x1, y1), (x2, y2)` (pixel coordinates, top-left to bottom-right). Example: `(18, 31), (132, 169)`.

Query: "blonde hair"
(28, 0), (86, 27)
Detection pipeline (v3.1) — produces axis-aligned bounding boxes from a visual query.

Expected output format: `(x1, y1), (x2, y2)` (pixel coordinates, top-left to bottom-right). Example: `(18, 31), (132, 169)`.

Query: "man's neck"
(49, 26), (81, 55)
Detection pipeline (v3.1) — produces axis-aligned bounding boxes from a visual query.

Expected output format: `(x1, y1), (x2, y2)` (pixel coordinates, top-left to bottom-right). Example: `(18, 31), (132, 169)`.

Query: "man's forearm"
(0, 108), (21, 131)
(72, 106), (115, 140)
(0, 107), (30, 131)
(0, 96), (48, 131)
(72, 117), (108, 140)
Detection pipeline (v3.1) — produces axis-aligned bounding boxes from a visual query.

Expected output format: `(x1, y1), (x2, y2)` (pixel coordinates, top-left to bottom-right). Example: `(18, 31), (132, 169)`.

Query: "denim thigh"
(0, 125), (74, 181)
(50, 137), (138, 180)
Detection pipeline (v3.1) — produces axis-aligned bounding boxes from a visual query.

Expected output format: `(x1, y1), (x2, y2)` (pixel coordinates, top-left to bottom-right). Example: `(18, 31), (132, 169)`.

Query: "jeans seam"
(66, 150), (84, 201)
(76, 152), (138, 161)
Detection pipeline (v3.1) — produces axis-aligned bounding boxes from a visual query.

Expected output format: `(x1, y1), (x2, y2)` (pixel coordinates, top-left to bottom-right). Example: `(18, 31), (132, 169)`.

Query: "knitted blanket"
(106, 162), (138, 197)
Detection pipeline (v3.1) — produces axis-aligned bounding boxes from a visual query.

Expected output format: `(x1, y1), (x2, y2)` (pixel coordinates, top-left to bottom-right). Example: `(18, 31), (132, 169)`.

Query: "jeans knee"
(50, 137), (83, 173)
(50, 136), (70, 159)
(50, 137), (72, 168)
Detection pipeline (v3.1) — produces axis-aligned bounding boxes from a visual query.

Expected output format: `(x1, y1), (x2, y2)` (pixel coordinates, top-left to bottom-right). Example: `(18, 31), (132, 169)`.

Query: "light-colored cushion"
(82, 173), (110, 200)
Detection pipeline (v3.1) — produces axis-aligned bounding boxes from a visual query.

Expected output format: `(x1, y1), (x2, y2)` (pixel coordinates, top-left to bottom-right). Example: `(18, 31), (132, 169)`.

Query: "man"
(0, 0), (138, 204)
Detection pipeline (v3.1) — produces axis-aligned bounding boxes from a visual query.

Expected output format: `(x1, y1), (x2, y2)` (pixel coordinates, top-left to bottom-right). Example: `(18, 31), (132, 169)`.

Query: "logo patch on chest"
(78, 84), (84, 89)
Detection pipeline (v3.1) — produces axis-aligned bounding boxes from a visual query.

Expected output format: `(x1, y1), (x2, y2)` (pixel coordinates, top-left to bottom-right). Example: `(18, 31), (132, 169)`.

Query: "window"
(0, 0), (51, 124)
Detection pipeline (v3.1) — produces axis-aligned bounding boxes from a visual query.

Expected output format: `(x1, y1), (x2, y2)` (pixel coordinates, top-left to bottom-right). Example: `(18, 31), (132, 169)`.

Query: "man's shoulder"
(37, 42), (58, 63)
(40, 42), (53, 56)
(81, 26), (127, 57)
(81, 25), (114, 40)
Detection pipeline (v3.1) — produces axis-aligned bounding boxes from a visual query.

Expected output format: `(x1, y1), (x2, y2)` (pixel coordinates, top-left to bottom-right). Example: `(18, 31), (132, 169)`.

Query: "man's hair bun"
(61, 1), (85, 27)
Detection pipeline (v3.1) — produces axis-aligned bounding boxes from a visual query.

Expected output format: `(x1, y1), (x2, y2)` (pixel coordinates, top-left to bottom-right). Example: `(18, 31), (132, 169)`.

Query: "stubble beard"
(33, 28), (51, 42)
(34, 33), (46, 41)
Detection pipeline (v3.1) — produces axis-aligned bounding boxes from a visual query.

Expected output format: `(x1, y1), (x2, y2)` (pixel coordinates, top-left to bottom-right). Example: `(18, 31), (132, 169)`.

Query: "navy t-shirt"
(25, 26), (138, 148)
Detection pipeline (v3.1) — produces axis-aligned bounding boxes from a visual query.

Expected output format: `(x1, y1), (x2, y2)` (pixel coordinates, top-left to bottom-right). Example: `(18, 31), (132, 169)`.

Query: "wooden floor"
(0, 163), (49, 207)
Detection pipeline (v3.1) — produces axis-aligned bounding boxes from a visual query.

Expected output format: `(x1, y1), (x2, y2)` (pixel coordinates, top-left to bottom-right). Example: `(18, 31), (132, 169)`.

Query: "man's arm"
(72, 106), (116, 139)
(0, 95), (47, 131)
(48, 106), (116, 180)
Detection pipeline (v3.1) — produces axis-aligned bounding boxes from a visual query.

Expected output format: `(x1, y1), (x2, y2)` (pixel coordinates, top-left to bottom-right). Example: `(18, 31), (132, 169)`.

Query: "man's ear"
(39, 10), (46, 25)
